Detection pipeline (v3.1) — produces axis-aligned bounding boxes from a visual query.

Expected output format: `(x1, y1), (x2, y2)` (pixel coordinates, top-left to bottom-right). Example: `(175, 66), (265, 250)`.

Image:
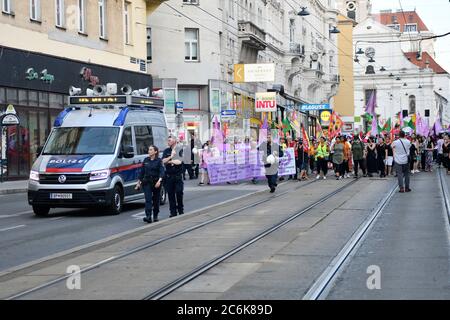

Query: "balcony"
(289, 43), (305, 56)
(238, 21), (267, 51)
(146, 0), (169, 14)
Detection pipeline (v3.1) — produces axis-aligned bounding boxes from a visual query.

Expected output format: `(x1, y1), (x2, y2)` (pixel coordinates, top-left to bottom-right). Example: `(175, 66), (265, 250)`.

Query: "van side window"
(152, 126), (168, 152)
(135, 126), (154, 155)
(121, 127), (133, 152)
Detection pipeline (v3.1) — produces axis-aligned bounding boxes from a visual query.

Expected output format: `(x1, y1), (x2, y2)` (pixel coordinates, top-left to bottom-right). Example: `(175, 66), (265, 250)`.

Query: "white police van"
(28, 84), (168, 216)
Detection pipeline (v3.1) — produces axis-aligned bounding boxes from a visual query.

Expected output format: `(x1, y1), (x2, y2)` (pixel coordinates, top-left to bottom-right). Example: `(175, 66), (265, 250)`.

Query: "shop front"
(0, 45), (152, 180)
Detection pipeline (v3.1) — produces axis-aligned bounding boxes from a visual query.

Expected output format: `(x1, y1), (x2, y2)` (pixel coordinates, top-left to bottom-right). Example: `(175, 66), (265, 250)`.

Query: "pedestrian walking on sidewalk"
(392, 131), (412, 193)
(163, 136), (184, 217)
(136, 146), (165, 223)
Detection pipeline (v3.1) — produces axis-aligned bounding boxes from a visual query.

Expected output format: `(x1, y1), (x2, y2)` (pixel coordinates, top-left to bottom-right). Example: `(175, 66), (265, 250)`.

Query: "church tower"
(336, 0), (372, 23)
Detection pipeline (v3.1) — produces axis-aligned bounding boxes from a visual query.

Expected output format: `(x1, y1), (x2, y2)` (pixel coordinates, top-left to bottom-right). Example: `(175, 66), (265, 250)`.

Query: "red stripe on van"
(111, 163), (142, 174)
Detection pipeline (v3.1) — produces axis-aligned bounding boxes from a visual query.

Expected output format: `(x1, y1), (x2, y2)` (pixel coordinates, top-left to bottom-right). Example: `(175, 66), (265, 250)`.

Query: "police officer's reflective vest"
(315, 144), (329, 161)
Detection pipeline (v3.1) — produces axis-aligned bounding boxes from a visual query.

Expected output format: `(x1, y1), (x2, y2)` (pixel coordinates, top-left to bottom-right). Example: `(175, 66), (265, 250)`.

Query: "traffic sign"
(221, 110), (237, 117)
(220, 110), (236, 121)
(175, 102), (184, 114)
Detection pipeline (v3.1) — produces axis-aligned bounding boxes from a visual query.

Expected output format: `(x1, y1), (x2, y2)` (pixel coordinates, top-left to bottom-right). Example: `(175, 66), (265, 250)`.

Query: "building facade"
(0, 0), (167, 180)
(147, 0), (341, 141)
(336, 0), (450, 132)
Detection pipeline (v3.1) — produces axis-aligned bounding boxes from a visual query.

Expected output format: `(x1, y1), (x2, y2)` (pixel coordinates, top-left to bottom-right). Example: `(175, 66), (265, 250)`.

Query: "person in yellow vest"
(315, 136), (330, 180)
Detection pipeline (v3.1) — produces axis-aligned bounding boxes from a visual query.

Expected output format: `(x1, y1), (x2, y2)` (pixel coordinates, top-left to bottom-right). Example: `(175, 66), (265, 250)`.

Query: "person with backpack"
(351, 134), (366, 178)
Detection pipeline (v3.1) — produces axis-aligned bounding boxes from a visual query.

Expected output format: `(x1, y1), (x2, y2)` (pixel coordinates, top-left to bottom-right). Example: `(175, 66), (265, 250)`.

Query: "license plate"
(50, 193), (73, 199)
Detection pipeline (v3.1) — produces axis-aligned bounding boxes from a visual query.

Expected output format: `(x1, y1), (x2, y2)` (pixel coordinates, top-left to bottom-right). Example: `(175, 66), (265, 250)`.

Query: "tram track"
(4, 178), (319, 299)
(142, 179), (359, 300)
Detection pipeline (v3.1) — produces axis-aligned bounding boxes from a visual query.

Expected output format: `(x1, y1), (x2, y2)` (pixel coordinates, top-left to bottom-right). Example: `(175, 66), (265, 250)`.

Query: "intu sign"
(255, 92), (277, 112)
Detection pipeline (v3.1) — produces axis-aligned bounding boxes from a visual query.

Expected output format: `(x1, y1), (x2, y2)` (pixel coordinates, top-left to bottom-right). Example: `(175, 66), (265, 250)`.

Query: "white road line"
(0, 210), (33, 219)
(49, 217), (64, 221)
(0, 225), (26, 232)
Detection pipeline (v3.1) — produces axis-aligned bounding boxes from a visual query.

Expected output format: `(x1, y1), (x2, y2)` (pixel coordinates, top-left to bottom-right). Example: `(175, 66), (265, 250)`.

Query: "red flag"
(302, 126), (310, 152)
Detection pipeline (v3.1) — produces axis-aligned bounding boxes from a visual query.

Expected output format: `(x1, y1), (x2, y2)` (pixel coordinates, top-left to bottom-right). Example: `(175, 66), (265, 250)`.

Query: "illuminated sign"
(69, 96), (128, 105)
(130, 96), (164, 107)
(301, 103), (331, 111)
(80, 67), (100, 86)
(320, 110), (332, 126)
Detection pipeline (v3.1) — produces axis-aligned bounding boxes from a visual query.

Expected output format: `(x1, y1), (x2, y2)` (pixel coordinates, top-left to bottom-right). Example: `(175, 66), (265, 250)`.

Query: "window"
(289, 19), (295, 43)
(78, 0), (86, 33)
(182, 0), (198, 4)
(391, 15), (398, 24)
(30, 0), (41, 21)
(146, 27), (152, 61)
(387, 24), (400, 31)
(43, 127), (119, 155)
(409, 95), (416, 114)
(164, 88), (176, 114)
(425, 109), (430, 117)
(124, 1), (131, 44)
(152, 126), (168, 152)
(365, 89), (377, 106)
(55, 0), (65, 27)
(134, 126), (154, 155)
(178, 89), (200, 110)
(2, 0), (11, 14)
(185, 28), (199, 61)
(120, 127), (133, 152)
(404, 24), (417, 32)
(98, 0), (107, 39)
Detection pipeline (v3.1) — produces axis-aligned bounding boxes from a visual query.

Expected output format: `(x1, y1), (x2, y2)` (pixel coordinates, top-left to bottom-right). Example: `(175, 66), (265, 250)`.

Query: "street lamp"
(380, 66), (386, 72)
(356, 48), (364, 55)
(329, 26), (340, 34)
(298, 7), (310, 16)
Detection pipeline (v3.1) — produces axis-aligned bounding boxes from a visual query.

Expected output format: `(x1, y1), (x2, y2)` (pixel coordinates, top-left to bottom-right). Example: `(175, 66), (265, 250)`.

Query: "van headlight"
(29, 170), (40, 181)
(89, 169), (110, 181)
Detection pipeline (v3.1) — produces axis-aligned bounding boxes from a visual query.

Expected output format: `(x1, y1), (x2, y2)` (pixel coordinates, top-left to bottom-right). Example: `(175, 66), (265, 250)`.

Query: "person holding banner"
(259, 132), (284, 193)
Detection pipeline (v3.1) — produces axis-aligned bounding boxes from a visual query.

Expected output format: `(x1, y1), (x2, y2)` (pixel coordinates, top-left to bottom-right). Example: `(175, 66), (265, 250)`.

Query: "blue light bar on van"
(113, 108), (130, 126)
(54, 108), (73, 127)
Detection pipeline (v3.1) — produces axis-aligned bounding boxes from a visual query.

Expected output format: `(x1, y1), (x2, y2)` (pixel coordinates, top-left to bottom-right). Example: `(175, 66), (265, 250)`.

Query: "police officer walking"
(162, 136), (184, 217)
(135, 145), (165, 223)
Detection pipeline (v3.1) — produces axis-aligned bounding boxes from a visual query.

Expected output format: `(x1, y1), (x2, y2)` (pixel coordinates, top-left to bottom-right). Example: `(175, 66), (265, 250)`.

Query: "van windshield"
(43, 127), (120, 155)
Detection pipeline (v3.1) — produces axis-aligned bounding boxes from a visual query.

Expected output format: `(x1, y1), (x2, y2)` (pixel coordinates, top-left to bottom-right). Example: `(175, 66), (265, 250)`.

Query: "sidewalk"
(0, 179), (28, 195)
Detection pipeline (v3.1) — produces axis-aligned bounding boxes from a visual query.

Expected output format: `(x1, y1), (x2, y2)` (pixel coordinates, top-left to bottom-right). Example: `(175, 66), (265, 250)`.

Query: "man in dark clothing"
(162, 136), (184, 217)
(351, 134), (366, 178)
(258, 133), (284, 193)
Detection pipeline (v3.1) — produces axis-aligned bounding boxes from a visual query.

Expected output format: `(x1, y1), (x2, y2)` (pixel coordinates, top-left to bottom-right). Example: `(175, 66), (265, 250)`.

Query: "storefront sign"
(234, 64), (275, 83)
(301, 103), (331, 111)
(320, 110), (332, 127)
(255, 92), (277, 112)
(80, 67), (100, 86)
(1, 114), (19, 126)
(342, 122), (354, 132)
(25, 68), (55, 84)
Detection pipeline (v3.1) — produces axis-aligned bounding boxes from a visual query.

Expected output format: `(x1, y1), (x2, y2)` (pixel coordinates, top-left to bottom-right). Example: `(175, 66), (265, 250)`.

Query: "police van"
(28, 84), (168, 216)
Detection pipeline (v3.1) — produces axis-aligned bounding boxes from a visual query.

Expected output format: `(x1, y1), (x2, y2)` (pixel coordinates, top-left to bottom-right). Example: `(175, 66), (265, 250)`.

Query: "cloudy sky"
(371, 0), (450, 72)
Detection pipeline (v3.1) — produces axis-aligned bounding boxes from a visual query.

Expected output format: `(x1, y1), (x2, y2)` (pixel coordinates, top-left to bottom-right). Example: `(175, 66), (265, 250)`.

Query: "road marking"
(0, 210), (33, 219)
(0, 225), (26, 232)
(49, 217), (64, 221)
(131, 212), (146, 220)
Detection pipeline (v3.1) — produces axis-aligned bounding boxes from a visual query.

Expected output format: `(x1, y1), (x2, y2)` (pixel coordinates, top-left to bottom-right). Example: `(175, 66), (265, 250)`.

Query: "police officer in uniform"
(162, 136), (184, 217)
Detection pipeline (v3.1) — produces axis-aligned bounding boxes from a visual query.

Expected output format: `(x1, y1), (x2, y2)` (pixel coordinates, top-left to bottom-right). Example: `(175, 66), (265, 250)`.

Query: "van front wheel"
(108, 186), (123, 215)
(33, 205), (50, 217)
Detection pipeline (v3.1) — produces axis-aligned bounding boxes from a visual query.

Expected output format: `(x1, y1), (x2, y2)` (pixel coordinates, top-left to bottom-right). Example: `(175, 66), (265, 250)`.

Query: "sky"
(371, 0), (450, 72)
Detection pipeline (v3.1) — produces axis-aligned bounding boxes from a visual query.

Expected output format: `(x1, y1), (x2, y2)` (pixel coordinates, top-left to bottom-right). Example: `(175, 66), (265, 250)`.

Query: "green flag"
(383, 118), (391, 132)
(406, 119), (415, 130)
(282, 117), (291, 134)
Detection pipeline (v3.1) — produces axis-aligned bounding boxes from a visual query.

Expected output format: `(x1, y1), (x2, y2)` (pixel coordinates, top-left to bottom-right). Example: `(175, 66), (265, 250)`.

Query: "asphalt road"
(0, 178), (267, 272)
